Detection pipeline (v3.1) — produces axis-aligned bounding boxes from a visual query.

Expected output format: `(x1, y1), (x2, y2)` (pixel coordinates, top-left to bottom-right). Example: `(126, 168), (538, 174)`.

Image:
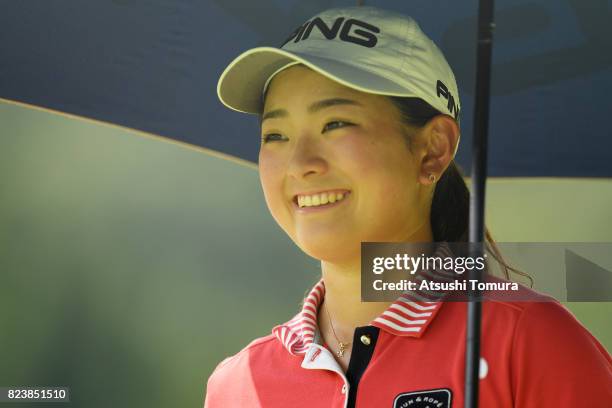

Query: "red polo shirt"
(204, 279), (612, 407)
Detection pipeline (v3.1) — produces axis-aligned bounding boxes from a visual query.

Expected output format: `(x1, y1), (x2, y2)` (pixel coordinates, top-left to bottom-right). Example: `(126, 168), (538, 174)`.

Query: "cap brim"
(216, 46), (414, 114)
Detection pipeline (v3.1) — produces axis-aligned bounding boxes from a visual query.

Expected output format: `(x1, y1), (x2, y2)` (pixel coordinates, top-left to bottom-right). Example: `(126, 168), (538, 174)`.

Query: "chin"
(296, 237), (359, 264)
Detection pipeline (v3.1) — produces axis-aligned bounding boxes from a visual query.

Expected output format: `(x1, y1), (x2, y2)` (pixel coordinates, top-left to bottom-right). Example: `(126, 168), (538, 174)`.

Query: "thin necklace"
(324, 302), (350, 358)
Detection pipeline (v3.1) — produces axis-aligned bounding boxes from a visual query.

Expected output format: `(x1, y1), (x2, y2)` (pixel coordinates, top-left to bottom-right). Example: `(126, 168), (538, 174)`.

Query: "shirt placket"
(300, 328), (351, 408)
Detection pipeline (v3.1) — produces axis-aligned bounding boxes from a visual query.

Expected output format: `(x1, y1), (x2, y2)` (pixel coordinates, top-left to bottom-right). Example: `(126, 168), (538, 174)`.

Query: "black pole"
(464, 0), (495, 407)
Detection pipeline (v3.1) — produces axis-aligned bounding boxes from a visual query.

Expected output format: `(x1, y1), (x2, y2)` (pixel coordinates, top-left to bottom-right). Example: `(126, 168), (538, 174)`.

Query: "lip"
(292, 190), (352, 213)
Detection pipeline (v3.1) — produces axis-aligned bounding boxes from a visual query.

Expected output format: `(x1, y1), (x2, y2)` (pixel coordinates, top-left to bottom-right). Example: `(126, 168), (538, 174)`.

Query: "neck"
(318, 219), (434, 342)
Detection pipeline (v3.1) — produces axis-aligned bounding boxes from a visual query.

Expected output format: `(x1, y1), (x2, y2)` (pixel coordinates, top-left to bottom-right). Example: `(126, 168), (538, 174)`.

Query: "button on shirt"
(204, 281), (612, 408)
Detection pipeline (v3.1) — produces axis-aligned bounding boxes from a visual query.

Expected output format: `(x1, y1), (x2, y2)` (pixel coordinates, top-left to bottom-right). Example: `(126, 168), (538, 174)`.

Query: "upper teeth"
(297, 192), (348, 208)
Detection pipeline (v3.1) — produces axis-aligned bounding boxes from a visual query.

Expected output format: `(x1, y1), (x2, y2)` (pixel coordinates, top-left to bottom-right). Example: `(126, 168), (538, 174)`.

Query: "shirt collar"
(273, 243), (454, 356)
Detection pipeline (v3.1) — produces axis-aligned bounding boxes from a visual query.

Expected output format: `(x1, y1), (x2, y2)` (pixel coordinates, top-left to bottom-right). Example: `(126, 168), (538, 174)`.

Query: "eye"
(261, 133), (287, 144)
(322, 121), (354, 132)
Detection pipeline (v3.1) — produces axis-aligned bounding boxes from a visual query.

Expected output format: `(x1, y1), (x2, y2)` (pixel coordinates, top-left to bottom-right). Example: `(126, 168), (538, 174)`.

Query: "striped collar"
(272, 244), (454, 356)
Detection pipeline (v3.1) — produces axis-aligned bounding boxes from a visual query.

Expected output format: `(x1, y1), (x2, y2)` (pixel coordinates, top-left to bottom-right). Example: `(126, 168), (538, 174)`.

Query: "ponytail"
(389, 96), (533, 285)
(431, 161), (469, 242)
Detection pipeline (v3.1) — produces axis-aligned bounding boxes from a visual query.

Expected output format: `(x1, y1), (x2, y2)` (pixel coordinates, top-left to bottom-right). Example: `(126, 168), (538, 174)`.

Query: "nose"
(287, 134), (328, 180)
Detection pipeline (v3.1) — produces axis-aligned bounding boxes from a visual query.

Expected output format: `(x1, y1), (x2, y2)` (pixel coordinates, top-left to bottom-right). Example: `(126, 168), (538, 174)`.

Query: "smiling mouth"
(293, 190), (351, 209)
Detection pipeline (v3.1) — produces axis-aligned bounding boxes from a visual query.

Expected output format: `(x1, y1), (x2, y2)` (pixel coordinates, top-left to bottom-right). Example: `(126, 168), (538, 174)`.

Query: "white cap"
(217, 6), (461, 151)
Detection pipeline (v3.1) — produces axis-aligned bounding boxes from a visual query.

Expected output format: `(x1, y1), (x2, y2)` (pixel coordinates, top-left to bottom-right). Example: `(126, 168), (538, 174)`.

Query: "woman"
(205, 6), (611, 408)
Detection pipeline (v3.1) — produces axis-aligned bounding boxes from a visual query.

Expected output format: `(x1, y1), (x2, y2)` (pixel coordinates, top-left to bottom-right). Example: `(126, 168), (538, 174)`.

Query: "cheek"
(335, 131), (414, 197)
(332, 132), (380, 176)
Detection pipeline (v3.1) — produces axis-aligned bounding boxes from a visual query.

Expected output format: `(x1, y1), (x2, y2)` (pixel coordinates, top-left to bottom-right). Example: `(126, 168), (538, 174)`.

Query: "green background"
(1, 100), (610, 407)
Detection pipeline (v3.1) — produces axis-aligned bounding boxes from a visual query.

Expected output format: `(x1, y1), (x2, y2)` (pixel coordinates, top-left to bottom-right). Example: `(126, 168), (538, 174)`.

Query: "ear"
(418, 115), (460, 185)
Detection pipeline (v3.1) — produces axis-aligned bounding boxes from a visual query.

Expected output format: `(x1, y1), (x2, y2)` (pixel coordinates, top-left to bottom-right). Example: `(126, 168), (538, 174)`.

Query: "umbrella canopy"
(2, 0), (611, 176)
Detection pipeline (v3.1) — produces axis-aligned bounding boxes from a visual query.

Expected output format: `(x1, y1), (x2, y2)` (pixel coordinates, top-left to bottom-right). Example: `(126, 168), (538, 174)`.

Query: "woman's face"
(259, 65), (432, 263)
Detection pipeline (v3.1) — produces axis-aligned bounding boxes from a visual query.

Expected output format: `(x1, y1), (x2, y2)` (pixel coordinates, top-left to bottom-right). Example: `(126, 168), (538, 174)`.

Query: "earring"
(428, 173), (436, 183)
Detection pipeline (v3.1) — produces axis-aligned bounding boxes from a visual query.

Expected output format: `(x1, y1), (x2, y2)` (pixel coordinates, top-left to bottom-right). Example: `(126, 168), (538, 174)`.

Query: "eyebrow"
(260, 98), (363, 124)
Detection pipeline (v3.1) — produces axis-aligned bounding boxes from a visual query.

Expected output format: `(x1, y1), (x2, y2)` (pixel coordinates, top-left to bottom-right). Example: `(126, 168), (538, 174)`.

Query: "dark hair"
(389, 96), (532, 284)
(388, 96), (468, 242)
